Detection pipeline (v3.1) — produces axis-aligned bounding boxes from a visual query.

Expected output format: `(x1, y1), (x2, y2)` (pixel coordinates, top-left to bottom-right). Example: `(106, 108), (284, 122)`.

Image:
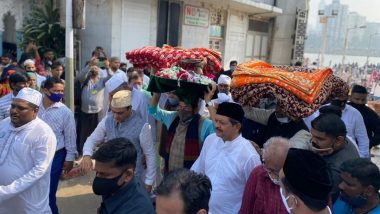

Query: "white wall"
(80, 0), (157, 66)
(79, 0), (113, 65)
(180, 0), (209, 49)
(118, 0), (157, 61)
(270, 0), (307, 65)
(223, 10), (249, 68)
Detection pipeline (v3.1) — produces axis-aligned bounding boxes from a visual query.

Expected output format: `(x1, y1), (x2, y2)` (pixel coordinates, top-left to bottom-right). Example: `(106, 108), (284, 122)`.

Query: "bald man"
(239, 137), (290, 214)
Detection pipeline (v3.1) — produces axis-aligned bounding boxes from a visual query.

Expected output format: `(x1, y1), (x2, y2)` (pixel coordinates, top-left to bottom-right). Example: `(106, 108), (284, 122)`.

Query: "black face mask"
(331, 99), (347, 109)
(349, 102), (366, 109)
(92, 172), (124, 196)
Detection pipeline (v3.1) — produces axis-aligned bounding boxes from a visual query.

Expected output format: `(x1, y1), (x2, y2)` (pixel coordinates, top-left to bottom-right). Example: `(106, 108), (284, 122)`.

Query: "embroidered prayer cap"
(23, 59), (35, 66)
(217, 74), (231, 85)
(111, 90), (132, 108)
(283, 148), (332, 201)
(14, 87), (42, 106)
(216, 102), (244, 123)
(105, 72), (128, 94)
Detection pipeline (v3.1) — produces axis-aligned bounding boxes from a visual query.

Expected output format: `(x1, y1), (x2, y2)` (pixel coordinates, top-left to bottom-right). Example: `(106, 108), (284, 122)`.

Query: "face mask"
(47, 92), (64, 102)
(311, 141), (335, 156)
(230, 65), (236, 71)
(178, 110), (193, 123)
(92, 172), (124, 196)
(133, 84), (142, 91)
(168, 97), (179, 106)
(276, 116), (291, 124)
(331, 99), (347, 109)
(349, 102), (365, 109)
(280, 187), (294, 213)
(217, 93), (230, 104)
(340, 192), (368, 208)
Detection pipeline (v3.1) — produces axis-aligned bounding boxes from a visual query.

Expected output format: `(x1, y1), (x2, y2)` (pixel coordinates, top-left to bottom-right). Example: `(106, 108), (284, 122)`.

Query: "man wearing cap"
(191, 102), (261, 214)
(0, 72), (29, 120)
(39, 77), (77, 214)
(24, 59), (46, 88)
(279, 148), (333, 214)
(76, 59), (111, 155)
(348, 84), (380, 149)
(0, 88), (57, 213)
(80, 90), (156, 192)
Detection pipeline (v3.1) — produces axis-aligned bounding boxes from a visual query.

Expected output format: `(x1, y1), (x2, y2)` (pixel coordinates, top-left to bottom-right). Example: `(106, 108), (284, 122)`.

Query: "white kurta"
(0, 117), (57, 214)
(191, 134), (261, 214)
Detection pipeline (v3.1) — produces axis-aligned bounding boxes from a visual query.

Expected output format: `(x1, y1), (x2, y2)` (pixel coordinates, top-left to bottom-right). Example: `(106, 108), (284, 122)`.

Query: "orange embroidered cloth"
(231, 61), (333, 104)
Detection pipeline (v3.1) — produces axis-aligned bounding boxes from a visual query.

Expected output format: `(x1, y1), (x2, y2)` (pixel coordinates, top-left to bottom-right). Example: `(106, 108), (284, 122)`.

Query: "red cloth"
(239, 165), (288, 214)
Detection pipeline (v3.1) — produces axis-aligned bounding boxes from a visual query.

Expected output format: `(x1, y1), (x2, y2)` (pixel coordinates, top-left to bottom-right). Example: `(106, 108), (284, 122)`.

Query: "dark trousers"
(77, 111), (99, 155)
(49, 149), (66, 214)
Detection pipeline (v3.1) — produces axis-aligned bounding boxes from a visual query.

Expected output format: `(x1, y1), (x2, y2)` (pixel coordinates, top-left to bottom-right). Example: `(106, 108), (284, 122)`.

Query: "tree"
(22, 0), (65, 57)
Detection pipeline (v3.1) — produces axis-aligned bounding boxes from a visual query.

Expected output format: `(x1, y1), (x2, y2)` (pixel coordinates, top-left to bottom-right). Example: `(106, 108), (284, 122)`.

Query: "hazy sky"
(308, 0), (380, 28)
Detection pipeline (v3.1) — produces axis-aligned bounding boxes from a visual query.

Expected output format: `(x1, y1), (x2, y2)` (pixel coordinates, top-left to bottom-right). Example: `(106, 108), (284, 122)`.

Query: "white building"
(78, 0), (312, 68)
(0, 0), (310, 68)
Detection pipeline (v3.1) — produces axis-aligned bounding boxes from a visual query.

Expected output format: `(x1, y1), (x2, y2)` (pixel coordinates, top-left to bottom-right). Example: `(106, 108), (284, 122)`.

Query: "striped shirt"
(38, 101), (77, 161)
(0, 93), (13, 121)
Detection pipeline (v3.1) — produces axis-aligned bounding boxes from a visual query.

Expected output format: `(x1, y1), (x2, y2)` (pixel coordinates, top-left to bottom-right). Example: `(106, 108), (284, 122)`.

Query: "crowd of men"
(0, 46), (380, 214)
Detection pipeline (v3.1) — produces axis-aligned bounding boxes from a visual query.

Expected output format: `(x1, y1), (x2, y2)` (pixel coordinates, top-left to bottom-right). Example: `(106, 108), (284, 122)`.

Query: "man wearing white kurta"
(0, 88), (57, 214)
(191, 102), (261, 214)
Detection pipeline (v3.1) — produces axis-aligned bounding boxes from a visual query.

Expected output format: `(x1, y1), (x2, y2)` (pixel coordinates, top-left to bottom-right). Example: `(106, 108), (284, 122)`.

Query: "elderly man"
(0, 88), (57, 213)
(349, 85), (380, 149)
(239, 137), (290, 214)
(23, 59), (46, 87)
(191, 102), (261, 214)
(279, 148), (333, 213)
(80, 90), (156, 192)
(0, 72), (29, 120)
(156, 168), (212, 214)
(334, 158), (380, 214)
(39, 77), (77, 214)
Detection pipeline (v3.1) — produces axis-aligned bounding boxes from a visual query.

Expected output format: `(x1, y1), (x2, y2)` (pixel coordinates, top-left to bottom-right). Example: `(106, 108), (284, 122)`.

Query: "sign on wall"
(184, 5), (209, 28)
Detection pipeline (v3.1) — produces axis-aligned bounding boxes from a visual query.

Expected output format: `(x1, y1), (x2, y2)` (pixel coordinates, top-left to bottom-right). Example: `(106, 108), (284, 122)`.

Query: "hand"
(204, 82), (217, 102)
(89, 57), (99, 67)
(145, 184), (152, 193)
(103, 59), (110, 69)
(79, 156), (93, 174)
(62, 161), (74, 174)
(250, 141), (262, 158)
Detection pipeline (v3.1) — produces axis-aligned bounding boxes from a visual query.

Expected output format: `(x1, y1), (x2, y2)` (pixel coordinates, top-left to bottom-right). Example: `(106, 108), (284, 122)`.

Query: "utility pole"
(341, 25), (366, 74)
(65, 0), (74, 111)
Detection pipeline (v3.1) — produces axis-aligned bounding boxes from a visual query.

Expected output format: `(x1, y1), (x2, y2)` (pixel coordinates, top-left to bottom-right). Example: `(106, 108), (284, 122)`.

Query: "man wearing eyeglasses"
(0, 88), (57, 213)
(239, 137), (290, 214)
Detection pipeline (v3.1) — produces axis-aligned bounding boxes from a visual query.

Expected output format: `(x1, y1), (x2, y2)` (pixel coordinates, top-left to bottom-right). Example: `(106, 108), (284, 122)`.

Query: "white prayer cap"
(23, 59), (35, 66)
(111, 90), (132, 108)
(217, 74), (231, 85)
(14, 88), (42, 106)
(105, 72), (128, 94)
